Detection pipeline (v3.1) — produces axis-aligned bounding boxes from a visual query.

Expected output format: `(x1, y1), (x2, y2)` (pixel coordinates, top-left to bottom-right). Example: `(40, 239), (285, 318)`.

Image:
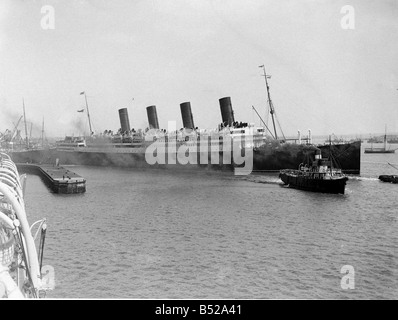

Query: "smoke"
(0, 106), (23, 131)
(0, 104), (46, 141)
(71, 117), (87, 135)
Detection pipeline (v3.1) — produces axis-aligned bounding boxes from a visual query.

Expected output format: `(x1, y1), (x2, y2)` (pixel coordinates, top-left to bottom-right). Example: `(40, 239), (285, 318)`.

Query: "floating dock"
(16, 163), (86, 194)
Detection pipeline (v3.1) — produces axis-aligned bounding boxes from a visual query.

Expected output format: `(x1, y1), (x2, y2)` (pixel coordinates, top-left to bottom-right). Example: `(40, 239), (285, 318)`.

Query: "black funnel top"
(146, 105), (159, 129)
(219, 97), (235, 126)
(118, 108), (131, 133)
(180, 102), (195, 129)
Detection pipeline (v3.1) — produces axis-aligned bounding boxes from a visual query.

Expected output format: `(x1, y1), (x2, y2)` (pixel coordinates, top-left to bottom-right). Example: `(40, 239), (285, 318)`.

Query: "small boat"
(379, 163), (398, 184)
(365, 147), (395, 154)
(279, 148), (348, 194)
(378, 175), (398, 183)
(365, 126), (396, 154)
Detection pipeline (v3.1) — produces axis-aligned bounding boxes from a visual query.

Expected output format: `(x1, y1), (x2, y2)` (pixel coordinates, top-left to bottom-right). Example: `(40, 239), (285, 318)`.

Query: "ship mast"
(29, 123), (33, 141)
(22, 98), (29, 149)
(81, 92), (93, 135)
(41, 117), (44, 148)
(259, 65), (278, 140)
(384, 124), (387, 151)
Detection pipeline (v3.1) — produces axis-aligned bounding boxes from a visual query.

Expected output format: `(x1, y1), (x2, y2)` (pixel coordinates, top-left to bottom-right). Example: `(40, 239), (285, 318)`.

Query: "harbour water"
(22, 144), (398, 299)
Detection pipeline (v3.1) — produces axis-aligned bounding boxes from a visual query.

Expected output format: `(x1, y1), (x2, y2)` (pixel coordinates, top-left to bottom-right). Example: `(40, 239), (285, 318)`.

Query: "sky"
(1, 0), (398, 139)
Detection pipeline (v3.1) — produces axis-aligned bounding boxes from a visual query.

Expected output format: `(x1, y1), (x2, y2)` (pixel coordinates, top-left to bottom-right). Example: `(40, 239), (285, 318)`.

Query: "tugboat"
(378, 163), (398, 184)
(379, 175), (398, 183)
(279, 148), (348, 194)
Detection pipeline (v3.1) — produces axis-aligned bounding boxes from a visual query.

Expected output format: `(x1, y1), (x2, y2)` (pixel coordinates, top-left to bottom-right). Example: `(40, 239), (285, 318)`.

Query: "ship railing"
(0, 152), (52, 298)
(280, 168), (299, 175)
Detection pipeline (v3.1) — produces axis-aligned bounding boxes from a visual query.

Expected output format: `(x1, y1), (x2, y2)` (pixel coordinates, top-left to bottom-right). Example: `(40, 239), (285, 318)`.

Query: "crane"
(11, 116), (23, 141)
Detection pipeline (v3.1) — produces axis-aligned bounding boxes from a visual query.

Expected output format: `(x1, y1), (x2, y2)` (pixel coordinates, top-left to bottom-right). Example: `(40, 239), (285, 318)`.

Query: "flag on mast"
(80, 91), (85, 95)
(77, 109), (84, 112)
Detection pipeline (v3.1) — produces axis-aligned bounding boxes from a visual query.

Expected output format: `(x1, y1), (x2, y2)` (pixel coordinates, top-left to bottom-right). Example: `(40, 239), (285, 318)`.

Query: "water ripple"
(22, 161), (398, 299)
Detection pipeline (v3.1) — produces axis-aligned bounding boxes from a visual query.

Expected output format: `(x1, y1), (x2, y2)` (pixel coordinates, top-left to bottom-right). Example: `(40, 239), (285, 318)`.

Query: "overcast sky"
(1, 0), (397, 138)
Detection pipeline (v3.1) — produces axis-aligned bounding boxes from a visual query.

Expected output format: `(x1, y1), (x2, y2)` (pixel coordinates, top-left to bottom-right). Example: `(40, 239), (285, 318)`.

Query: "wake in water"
(348, 176), (380, 181)
(240, 174), (382, 185)
(362, 161), (398, 166)
(236, 174), (283, 185)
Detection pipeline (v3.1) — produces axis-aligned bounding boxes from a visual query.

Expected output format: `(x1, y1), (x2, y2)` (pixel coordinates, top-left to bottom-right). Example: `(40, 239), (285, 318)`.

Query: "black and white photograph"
(0, 0), (397, 305)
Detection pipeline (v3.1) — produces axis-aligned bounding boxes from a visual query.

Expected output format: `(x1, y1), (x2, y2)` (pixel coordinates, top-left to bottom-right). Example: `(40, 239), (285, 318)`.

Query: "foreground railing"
(0, 152), (53, 298)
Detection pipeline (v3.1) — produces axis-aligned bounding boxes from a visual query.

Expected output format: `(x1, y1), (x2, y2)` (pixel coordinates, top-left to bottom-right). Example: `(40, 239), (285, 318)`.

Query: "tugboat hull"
(279, 171), (348, 194)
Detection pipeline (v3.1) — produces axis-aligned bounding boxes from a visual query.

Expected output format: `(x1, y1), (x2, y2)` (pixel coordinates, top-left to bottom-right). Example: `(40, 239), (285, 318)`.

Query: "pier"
(16, 163), (86, 194)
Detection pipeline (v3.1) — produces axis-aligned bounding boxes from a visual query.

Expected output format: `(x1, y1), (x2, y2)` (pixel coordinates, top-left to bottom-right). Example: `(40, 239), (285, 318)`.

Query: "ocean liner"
(7, 68), (361, 174)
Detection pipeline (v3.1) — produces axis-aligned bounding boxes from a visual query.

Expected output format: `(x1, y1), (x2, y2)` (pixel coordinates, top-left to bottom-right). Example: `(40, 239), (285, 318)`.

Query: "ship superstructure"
(8, 68), (361, 174)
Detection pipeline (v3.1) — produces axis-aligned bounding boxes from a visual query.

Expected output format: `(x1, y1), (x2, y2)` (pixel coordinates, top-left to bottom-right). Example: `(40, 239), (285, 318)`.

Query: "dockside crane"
(11, 116), (23, 141)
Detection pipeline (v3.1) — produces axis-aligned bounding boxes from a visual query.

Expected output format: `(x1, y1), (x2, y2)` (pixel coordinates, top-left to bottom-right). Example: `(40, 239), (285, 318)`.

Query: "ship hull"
(364, 149), (395, 154)
(279, 171), (348, 194)
(8, 148), (235, 171)
(8, 141), (361, 174)
(253, 141), (361, 174)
